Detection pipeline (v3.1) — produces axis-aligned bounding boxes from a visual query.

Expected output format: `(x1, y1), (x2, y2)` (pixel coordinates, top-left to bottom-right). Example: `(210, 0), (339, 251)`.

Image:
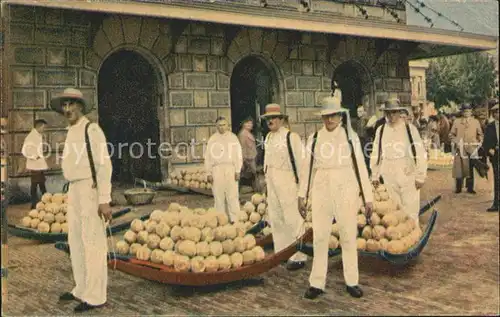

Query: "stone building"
(409, 59), (429, 117)
(1, 0), (497, 199)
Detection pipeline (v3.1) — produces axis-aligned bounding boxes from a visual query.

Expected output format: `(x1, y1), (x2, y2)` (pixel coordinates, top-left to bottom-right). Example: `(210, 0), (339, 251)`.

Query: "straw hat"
(380, 98), (409, 114)
(490, 103), (499, 111)
(50, 88), (91, 114)
(460, 103), (473, 111)
(260, 103), (288, 119)
(316, 89), (349, 116)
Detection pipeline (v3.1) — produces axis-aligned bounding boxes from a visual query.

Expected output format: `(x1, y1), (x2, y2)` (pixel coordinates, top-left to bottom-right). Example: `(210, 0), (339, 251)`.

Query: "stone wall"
(5, 5), (412, 184)
(7, 6), (92, 178)
(167, 23), (231, 165)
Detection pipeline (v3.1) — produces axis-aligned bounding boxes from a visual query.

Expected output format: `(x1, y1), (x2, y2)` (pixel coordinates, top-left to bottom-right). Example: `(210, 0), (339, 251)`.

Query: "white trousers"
(67, 178), (108, 306)
(310, 169), (359, 290)
(380, 160), (420, 226)
(211, 164), (240, 223)
(266, 168), (307, 263)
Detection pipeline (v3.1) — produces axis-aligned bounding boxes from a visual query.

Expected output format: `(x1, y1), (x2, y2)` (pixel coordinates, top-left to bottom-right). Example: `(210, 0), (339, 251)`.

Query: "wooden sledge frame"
(54, 228), (313, 286)
(246, 195), (442, 243)
(7, 207), (148, 243)
(296, 209), (438, 265)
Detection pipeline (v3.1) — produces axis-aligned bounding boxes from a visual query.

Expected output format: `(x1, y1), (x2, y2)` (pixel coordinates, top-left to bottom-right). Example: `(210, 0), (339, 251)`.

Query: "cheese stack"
(115, 203), (267, 273)
(165, 169), (213, 190)
(19, 192), (69, 233)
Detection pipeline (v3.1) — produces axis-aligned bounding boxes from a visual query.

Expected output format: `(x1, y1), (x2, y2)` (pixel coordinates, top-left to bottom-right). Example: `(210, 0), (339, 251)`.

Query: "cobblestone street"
(3, 169), (499, 316)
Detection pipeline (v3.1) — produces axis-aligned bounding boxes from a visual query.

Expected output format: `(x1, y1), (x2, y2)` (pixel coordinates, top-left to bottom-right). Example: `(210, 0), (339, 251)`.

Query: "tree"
(426, 52), (496, 108)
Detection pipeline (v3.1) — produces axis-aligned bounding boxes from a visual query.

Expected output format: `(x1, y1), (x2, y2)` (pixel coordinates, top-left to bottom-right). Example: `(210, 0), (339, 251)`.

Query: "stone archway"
(230, 55), (280, 136)
(332, 60), (374, 118)
(84, 15), (175, 182)
(98, 49), (162, 183)
(226, 28), (286, 108)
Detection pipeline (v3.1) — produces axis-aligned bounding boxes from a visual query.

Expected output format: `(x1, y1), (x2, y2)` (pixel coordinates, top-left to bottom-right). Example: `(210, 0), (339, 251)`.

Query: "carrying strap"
(286, 131), (299, 184)
(376, 123), (417, 166)
(405, 123), (417, 163)
(85, 122), (97, 189)
(344, 126), (366, 205)
(305, 132), (318, 202)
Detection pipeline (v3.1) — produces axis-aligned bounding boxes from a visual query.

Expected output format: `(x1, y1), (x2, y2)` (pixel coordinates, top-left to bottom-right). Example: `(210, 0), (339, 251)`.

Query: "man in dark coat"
(482, 103), (499, 212)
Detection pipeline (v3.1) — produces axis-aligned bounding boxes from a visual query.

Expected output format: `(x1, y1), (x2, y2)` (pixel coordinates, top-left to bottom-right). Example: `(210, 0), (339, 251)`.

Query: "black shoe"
(487, 206), (499, 212)
(59, 292), (77, 301)
(346, 285), (363, 298)
(304, 287), (324, 299)
(455, 189), (462, 193)
(286, 261), (305, 271)
(467, 190), (477, 194)
(74, 302), (105, 313)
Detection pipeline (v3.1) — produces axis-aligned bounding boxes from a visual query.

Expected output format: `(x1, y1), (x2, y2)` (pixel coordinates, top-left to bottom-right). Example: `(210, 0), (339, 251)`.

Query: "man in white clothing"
(370, 98), (427, 226)
(50, 88), (112, 313)
(22, 119), (49, 209)
(298, 91), (373, 300)
(262, 103), (308, 271)
(204, 117), (243, 223)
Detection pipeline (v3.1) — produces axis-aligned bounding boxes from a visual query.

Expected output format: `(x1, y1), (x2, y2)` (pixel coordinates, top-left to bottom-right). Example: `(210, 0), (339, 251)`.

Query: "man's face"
(322, 113), (342, 132)
(386, 110), (405, 125)
(463, 109), (472, 118)
(357, 107), (365, 118)
(493, 110), (499, 121)
(216, 119), (229, 134)
(266, 116), (283, 132)
(36, 124), (46, 133)
(62, 99), (83, 125)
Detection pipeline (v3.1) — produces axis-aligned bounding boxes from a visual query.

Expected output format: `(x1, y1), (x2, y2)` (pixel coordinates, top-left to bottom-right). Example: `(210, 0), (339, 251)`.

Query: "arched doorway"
(230, 56), (279, 166)
(332, 60), (373, 118)
(98, 49), (162, 184)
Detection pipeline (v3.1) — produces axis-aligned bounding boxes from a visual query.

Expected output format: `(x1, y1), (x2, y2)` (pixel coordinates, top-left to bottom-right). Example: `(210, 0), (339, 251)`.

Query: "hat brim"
(491, 105), (499, 111)
(50, 96), (91, 114)
(381, 107), (410, 114)
(260, 112), (288, 119)
(317, 109), (349, 116)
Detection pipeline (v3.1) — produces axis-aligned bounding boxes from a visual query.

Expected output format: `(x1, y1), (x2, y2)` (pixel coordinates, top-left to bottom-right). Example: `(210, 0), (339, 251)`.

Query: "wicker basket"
(123, 188), (156, 206)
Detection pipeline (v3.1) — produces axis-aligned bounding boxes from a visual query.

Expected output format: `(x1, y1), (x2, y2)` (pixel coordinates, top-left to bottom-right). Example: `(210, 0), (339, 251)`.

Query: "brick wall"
(167, 23), (231, 165)
(7, 6), (92, 177)
(5, 5), (411, 181)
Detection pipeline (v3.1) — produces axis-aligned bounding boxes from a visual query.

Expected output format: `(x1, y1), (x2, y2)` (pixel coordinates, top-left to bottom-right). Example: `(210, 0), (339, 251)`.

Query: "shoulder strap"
(286, 131), (299, 184)
(405, 123), (417, 164)
(345, 127), (366, 205)
(376, 123), (385, 166)
(305, 131), (318, 202)
(85, 122), (97, 189)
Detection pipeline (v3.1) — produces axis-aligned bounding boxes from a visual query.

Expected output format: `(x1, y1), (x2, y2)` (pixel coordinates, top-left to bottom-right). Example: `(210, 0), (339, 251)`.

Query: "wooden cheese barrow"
(7, 207), (141, 243)
(296, 209), (438, 265)
(247, 195), (442, 248)
(54, 228), (313, 286)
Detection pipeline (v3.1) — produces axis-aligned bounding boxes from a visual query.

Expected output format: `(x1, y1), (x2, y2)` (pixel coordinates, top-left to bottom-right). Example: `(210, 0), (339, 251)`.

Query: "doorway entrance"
(230, 56), (279, 165)
(332, 60), (373, 118)
(98, 49), (162, 184)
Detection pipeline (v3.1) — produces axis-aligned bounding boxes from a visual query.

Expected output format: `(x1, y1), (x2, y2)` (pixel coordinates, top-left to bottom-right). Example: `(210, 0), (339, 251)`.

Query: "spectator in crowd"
(22, 119), (49, 209)
(238, 117), (258, 192)
(482, 103), (499, 212)
(449, 104), (483, 194)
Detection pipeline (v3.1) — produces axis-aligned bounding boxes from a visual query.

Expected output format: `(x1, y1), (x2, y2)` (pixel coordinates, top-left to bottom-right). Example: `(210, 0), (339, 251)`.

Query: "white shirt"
(370, 121), (427, 183)
(61, 117), (113, 204)
(264, 126), (305, 175)
(298, 125), (373, 203)
(204, 131), (243, 176)
(22, 129), (48, 171)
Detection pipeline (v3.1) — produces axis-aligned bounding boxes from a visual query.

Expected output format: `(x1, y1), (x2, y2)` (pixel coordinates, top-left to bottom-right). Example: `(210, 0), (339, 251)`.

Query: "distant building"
(409, 60), (430, 117)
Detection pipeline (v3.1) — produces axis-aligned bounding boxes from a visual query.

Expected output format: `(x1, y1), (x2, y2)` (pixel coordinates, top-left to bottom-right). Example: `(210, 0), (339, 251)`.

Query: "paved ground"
(2, 168), (499, 316)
